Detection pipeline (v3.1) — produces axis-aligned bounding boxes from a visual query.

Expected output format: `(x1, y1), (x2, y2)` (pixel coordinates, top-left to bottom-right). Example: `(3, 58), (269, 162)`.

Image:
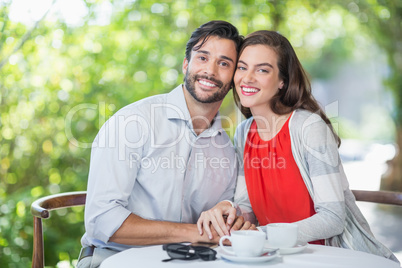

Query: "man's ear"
(182, 57), (189, 75)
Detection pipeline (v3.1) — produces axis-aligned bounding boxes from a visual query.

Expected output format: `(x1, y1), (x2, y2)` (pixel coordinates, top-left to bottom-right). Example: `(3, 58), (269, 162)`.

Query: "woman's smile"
(241, 85), (260, 95)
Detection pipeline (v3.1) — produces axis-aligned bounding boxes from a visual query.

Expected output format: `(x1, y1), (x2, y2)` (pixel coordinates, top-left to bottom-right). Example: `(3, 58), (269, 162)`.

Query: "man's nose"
(204, 61), (217, 76)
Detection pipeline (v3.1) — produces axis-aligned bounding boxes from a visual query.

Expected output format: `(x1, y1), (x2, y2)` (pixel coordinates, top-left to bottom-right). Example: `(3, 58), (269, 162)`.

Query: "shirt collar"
(166, 84), (223, 137)
(166, 85), (191, 121)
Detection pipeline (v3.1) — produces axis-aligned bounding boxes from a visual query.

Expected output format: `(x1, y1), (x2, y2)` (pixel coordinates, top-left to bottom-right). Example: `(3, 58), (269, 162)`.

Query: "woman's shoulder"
(292, 109), (322, 121)
(289, 109), (335, 145)
(236, 117), (254, 131)
(290, 109), (327, 131)
(291, 109), (339, 149)
(234, 117), (254, 144)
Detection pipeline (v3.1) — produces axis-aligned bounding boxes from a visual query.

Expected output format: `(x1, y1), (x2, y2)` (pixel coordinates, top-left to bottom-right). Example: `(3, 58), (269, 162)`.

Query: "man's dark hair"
(185, 20), (243, 61)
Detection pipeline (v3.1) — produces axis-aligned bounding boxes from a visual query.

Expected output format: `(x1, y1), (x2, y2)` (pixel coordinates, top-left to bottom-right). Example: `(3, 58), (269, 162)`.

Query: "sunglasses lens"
(193, 246), (217, 261)
(163, 244), (217, 261)
(166, 244), (189, 259)
(166, 244), (199, 260)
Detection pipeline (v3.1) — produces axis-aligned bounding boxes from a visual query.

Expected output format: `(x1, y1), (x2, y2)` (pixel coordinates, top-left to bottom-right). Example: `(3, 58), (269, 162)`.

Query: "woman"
(197, 30), (398, 262)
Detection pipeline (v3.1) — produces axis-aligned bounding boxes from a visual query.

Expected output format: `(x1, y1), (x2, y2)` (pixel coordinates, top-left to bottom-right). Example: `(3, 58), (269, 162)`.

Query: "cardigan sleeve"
(233, 119), (257, 223)
(290, 111), (346, 243)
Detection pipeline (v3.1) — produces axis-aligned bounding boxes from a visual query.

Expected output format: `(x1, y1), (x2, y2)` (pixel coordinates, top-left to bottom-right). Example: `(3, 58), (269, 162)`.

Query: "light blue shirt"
(81, 85), (237, 251)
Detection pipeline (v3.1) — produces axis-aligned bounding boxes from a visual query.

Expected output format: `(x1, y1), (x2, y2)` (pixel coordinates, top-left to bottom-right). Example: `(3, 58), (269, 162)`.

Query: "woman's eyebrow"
(256, 62), (274, 69)
(238, 60), (248, 66)
(238, 60), (273, 69)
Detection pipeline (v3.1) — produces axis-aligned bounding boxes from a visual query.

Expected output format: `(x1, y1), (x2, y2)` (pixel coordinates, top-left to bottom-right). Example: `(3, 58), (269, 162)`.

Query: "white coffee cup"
(219, 230), (266, 257)
(266, 223), (298, 248)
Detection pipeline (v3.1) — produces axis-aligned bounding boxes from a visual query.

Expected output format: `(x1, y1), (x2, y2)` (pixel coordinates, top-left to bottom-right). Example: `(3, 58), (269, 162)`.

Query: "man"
(77, 21), (245, 267)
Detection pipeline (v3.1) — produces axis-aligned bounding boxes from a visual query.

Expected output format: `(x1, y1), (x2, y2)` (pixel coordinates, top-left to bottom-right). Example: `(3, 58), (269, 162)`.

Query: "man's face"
(182, 36), (237, 103)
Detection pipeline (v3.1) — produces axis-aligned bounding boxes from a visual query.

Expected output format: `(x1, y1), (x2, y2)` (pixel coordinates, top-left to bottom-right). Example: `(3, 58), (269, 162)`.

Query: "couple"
(77, 21), (398, 267)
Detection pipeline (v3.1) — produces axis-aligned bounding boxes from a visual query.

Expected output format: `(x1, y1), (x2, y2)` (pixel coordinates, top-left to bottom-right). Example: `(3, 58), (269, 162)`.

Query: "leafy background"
(1, 0), (400, 267)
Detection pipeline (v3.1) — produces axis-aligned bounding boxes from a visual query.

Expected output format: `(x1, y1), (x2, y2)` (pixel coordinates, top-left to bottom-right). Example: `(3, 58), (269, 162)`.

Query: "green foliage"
(0, 0), (400, 267)
(333, 0), (402, 122)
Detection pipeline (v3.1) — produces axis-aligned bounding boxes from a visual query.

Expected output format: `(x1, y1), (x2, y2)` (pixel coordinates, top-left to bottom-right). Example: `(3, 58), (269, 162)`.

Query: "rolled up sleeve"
(84, 111), (149, 243)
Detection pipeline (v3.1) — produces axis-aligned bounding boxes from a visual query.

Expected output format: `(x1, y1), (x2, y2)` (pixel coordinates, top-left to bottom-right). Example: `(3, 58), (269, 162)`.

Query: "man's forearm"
(109, 213), (218, 245)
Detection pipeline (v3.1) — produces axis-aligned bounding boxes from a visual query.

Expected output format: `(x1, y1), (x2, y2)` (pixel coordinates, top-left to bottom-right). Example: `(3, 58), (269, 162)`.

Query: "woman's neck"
(251, 106), (291, 141)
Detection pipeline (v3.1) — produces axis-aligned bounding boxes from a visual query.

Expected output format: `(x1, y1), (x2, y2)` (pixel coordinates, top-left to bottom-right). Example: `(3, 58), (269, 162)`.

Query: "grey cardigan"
(233, 109), (399, 263)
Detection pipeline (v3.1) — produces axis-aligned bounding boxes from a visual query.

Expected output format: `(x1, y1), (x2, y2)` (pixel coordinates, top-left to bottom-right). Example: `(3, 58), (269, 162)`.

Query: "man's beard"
(184, 71), (232, 104)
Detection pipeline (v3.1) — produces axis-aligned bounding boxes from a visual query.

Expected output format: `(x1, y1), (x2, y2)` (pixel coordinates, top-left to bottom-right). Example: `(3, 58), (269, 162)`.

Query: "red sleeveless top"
(243, 115), (324, 245)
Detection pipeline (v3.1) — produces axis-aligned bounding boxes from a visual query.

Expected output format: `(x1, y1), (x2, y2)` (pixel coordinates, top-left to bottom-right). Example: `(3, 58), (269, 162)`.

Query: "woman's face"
(234, 44), (284, 112)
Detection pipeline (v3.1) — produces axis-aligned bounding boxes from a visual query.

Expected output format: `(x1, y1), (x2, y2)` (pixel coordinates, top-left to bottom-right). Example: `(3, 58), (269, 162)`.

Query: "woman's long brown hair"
(233, 30), (341, 147)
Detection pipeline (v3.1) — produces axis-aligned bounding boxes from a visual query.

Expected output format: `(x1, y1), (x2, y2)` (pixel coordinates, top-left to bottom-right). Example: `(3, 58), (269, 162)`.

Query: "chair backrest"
(352, 190), (402, 206)
(31, 191), (86, 268)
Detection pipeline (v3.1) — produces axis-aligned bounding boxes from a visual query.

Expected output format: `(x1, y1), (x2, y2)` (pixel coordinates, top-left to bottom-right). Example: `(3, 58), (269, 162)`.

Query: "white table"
(100, 244), (399, 268)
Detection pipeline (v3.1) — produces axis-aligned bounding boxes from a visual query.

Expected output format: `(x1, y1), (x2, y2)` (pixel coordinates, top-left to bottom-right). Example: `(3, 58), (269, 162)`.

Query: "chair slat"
(352, 190), (402, 206)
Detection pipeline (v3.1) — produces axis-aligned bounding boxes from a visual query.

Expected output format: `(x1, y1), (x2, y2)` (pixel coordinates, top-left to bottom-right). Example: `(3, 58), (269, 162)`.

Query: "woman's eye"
(237, 66), (246, 70)
(258, 69), (269, 73)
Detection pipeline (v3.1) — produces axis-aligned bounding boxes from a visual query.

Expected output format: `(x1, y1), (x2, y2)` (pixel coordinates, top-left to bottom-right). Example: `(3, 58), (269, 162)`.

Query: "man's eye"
(220, 62), (229, 67)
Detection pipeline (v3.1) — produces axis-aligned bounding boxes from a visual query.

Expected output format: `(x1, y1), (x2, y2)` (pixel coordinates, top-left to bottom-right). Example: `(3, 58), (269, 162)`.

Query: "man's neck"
(182, 86), (222, 136)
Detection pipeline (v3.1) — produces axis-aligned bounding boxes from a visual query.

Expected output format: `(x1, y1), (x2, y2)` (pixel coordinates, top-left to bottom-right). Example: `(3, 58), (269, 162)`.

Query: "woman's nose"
(243, 71), (255, 83)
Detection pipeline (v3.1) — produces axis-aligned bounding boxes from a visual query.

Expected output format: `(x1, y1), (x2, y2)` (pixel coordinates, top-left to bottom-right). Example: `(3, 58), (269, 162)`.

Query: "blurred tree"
(360, 0), (402, 191)
(328, 0), (402, 190)
(0, 0), (399, 267)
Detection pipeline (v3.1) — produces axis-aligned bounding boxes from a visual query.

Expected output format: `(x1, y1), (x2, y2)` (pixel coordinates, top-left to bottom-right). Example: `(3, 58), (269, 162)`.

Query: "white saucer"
(264, 241), (308, 255)
(218, 248), (278, 263)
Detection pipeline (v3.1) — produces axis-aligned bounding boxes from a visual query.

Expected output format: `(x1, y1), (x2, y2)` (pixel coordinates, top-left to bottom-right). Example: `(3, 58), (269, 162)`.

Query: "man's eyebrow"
(221, 55), (235, 63)
(196, 50), (235, 63)
(195, 50), (210, 55)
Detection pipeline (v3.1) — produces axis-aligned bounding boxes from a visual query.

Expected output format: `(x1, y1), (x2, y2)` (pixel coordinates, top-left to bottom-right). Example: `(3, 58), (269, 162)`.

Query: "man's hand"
(197, 201), (257, 240)
(230, 216), (257, 232)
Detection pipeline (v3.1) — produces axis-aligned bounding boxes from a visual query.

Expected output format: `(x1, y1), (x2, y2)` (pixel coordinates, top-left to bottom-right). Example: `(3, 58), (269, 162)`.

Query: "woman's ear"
(279, 81), (284, 90)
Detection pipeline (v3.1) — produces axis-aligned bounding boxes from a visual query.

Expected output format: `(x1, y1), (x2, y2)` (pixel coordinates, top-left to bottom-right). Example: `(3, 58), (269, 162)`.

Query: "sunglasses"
(162, 243), (217, 262)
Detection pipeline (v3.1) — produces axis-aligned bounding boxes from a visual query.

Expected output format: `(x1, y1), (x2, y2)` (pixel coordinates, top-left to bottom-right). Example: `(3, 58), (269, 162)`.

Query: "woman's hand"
(197, 201), (238, 239)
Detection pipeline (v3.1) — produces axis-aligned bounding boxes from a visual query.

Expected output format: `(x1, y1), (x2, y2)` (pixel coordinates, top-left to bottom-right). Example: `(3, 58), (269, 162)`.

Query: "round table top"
(100, 244), (399, 268)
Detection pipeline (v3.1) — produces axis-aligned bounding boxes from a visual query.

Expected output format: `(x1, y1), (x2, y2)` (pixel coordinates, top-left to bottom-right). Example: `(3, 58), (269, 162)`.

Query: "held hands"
(197, 201), (256, 240)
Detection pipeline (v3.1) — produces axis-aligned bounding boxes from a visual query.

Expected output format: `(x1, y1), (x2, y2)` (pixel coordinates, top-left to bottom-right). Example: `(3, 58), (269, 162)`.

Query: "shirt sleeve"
(84, 111), (149, 243)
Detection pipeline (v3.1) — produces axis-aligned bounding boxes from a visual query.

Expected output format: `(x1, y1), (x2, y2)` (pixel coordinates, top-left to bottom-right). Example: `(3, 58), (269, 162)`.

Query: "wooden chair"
(352, 190), (402, 206)
(31, 191), (86, 268)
